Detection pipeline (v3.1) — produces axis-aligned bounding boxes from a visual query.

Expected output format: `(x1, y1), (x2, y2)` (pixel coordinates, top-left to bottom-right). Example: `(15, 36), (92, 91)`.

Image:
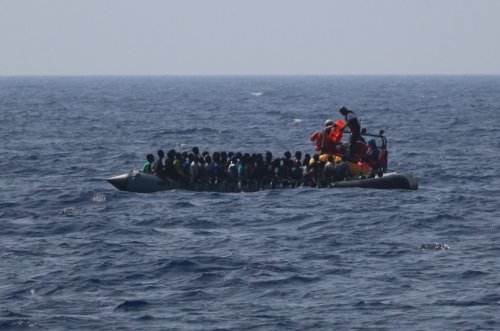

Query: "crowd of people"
(140, 107), (385, 190)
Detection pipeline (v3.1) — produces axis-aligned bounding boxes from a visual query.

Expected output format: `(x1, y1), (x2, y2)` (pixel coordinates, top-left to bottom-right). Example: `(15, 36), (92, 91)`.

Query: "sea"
(1, 76), (499, 330)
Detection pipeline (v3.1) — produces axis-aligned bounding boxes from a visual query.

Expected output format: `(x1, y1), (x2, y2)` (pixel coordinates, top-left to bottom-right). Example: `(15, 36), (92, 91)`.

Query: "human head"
(325, 119), (334, 127)
(192, 146), (199, 155)
(157, 149), (164, 158)
(212, 151), (220, 163)
(368, 139), (376, 146)
(146, 154), (155, 163)
(167, 149), (176, 159)
(339, 106), (349, 116)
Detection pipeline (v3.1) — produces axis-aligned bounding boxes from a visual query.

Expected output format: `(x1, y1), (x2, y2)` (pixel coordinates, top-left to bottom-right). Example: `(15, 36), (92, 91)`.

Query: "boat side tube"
(330, 172), (418, 190)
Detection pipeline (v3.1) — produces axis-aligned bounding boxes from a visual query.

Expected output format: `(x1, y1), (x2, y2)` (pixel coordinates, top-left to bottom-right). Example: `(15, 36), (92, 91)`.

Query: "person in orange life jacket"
(363, 139), (380, 169)
(310, 119), (339, 154)
(339, 106), (361, 155)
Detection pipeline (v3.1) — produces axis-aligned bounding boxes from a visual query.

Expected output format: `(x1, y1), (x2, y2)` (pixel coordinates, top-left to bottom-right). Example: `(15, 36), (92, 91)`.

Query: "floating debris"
(418, 243), (449, 251)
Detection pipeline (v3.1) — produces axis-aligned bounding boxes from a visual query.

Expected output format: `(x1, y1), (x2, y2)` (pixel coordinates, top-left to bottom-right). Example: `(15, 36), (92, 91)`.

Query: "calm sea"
(1, 76), (499, 330)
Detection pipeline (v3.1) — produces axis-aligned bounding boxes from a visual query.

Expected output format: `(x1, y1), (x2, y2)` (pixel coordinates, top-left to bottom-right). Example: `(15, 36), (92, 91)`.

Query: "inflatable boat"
(107, 170), (418, 193)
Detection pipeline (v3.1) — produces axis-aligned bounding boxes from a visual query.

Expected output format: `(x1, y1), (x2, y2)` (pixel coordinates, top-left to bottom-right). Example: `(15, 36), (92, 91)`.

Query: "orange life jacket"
(310, 131), (323, 152)
(329, 119), (346, 143)
(346, 161), (371, 176)
(310, 119), (346, 154)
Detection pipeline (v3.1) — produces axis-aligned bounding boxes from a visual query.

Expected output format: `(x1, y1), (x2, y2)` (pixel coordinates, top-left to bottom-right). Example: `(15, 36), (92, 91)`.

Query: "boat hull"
(107, 171), (418, 193)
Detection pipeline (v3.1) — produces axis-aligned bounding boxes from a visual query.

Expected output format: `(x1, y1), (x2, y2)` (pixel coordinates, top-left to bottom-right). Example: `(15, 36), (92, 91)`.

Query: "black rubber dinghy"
(107, 171), (418, 193)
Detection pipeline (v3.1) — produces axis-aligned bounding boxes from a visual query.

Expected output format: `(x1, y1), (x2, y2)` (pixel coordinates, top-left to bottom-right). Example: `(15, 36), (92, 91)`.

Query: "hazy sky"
(1, 0), (499, 75)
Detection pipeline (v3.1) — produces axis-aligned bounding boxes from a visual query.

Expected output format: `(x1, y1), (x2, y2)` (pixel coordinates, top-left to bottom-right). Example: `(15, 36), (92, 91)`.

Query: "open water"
(1, 76), (499, 330)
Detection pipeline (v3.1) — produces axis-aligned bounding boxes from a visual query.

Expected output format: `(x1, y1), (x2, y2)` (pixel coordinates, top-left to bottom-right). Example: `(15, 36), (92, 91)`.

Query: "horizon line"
(1, 73), (500, 78)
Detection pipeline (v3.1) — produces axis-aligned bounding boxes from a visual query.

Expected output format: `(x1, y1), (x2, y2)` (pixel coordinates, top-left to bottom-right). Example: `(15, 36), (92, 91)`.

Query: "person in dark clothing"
(153, 149), (165, 178)
(339, 106), (361, 156)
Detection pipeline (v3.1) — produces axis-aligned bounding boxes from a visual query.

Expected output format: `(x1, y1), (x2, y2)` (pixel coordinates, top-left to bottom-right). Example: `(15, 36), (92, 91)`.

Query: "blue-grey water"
(1, 76), (499, 330)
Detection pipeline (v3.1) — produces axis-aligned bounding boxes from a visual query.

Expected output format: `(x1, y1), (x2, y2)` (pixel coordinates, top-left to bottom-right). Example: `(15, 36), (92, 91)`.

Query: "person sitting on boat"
(301, 153), (311, 186)
(282, 151), (294, 185)
(291, 159), (303, 187)
(165, 149), (187, 182)
(192, 146), (201, 159)
(307, 154), (322, 187)
(190, 155), (200, 183)
(142, 154), (155, 174)
(293, 151), (302, 168)
(227, 156), (238, 180)
(324, 154), (336, 183)
(253, 153), (266, 189)
(332, 161), (352, 181)
(363, 139), (380, 171)
(153, 149), (165, 178)
(339, 106), (361, 156)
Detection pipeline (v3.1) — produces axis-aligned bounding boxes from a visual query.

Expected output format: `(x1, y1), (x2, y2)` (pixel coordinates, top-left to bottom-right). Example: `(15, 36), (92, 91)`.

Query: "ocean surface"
(1, 76), (499, 330)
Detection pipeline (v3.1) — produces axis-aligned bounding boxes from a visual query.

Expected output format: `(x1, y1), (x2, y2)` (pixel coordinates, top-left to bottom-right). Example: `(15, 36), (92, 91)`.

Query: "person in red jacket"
(310, 119), (346, 155)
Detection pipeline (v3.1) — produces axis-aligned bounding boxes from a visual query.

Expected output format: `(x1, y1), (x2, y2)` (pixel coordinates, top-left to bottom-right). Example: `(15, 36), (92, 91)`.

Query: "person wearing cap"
(310, 119), (338, 154)
(339, 106), (361, 155)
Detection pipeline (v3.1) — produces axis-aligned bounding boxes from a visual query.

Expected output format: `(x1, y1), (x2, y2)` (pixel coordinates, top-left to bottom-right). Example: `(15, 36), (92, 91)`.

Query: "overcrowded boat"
(107, 108), (419, 192)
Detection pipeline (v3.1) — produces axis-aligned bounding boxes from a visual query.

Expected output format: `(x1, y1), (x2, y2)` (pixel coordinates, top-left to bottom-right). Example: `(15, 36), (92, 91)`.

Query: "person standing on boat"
(339, 106), (361, 155)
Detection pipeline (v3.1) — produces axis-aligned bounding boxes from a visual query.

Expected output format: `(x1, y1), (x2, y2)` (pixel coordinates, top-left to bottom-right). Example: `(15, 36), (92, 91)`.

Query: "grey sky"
(1, 0), (499, 75)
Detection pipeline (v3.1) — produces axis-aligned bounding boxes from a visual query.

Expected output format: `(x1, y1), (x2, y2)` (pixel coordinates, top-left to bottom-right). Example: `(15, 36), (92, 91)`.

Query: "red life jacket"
(310, 131), (323, 152)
